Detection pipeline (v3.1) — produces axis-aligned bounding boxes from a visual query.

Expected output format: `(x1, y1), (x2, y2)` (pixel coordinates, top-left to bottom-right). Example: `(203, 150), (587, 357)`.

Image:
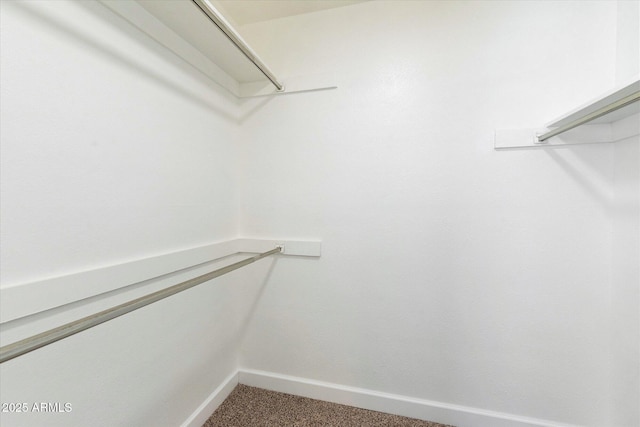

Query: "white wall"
(1, 1), (636, 427)
(611, 135), (640, 427)
(615, 0), (640, 84)
(0, 1), (251, 426)
(610, 2), (640, 426)
(0, 1), (241, 286)
(237, 1), (621, 426)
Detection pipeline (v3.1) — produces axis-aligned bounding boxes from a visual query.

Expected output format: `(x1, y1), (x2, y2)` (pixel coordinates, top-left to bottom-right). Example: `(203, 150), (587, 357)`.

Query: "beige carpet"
(202, 384), (455, 426)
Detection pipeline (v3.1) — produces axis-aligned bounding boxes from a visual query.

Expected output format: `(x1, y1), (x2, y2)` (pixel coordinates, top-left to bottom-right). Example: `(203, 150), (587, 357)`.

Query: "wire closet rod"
(537, 90), (640, 142)
(0, 247), (282, 364)
(191, 0), (285, 92)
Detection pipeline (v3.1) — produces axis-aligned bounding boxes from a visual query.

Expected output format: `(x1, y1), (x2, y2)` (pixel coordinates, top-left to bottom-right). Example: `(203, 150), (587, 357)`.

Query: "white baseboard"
(181, 370), (239, 427)
(238, 369), (582, 427)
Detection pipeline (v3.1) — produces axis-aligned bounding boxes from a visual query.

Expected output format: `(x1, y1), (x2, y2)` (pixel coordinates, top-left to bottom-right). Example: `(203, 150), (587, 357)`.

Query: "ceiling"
(212, 0), (368, 26)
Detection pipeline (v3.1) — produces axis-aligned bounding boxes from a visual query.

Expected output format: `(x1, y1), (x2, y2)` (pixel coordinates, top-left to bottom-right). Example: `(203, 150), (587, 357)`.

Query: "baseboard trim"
(238, 369), (582, 427)
(181, 370), (239, 427)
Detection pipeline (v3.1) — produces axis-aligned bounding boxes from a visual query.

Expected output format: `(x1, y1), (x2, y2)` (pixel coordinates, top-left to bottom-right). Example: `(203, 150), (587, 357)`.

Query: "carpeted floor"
(202, 384), (455, 427)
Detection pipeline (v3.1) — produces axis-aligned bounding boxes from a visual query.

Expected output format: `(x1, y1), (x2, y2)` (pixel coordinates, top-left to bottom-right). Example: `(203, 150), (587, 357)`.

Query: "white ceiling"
(212, 0), (368, 26)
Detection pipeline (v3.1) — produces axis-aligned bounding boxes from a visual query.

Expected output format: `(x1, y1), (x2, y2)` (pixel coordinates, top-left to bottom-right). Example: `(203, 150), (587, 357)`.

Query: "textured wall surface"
(611, 2), (640, 425)
(1, 1), (637, 426)
(237, 2), (621, 426)
(0, 1), (249, 426)
(0, 0), (241, 286)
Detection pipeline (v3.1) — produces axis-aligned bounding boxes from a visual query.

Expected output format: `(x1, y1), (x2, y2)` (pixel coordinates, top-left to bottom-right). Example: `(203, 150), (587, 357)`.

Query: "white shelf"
(0, 239), (320, 323)
(99, 0), (336, 98)
(547, 78), (639, 128)
(495, 77), (640, 149)
(137, 0), (267, 85)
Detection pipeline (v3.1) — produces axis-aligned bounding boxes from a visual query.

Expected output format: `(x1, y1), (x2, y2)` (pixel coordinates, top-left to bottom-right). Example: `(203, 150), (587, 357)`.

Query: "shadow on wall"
(543, 145), (613, 209)
(236, 257), (279, 351)
(8, 0), (241, 122)
(238, 95), (276, 125)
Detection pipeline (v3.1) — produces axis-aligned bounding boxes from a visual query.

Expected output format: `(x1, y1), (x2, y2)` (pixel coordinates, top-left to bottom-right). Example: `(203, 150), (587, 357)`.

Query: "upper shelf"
(495, 76), (640, 149)
(138, 0), (269, 85)
(547, 80), (640, 127)
(99, 0), (336, 97)
(539, 77), (639, 141)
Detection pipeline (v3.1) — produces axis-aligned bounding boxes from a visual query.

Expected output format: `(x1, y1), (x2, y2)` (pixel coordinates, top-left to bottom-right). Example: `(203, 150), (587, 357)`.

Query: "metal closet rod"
(191, 0), (284, 92)
(537, 90), (640, 142)
(0, 247), (282, 364)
